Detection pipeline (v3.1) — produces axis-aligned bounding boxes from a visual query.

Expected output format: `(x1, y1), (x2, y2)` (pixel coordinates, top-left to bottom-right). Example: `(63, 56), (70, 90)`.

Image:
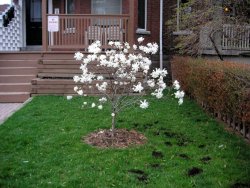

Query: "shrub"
(171, 56), (250, 123)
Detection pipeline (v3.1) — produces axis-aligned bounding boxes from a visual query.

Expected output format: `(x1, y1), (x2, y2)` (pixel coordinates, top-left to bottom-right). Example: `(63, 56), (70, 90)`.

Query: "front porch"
(42, 0), (135, 51)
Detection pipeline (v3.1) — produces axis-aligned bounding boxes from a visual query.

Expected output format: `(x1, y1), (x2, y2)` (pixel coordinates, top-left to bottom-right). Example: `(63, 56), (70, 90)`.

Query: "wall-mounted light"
(224, 7), (230, 12)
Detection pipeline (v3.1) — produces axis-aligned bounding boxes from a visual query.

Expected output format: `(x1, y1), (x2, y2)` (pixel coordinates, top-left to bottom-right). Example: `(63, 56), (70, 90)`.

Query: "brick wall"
(134, 0), (161, 44)
(79, 0), (91, 14)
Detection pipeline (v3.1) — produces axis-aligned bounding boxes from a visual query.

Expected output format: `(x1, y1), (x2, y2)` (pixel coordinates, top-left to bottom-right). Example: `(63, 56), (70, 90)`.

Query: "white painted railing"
(222, 24), (250, 50)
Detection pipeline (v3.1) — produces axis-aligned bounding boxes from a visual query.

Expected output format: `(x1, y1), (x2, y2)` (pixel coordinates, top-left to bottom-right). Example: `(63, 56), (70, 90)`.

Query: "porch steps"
(31, 52), (162, 96)
(0, 67), (37, 75)
(0, 75), (36, 83)
(0, 92), (30, 103)
(0, 53), (39, 102)
(0, 83), (31, 92)
(31, 52), (79, 96)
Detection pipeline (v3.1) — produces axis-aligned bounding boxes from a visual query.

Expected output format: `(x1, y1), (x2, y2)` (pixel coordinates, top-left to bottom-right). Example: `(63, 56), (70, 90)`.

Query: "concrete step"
(0, 92), (30, 103)
(0, 83), (31, 92)
(0, 75), (36, 83)
(0, 67), (37, 75)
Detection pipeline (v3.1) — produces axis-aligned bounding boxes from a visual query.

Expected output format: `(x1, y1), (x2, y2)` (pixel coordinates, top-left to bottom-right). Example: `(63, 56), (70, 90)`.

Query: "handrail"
(46, 14), (131, 51)
(222, 24), (250, 50)
(47, 14), (130, 17)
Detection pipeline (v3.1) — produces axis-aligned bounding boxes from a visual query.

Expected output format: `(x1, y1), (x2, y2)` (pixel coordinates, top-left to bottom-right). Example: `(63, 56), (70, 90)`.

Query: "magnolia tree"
(71, 37), (184, 137)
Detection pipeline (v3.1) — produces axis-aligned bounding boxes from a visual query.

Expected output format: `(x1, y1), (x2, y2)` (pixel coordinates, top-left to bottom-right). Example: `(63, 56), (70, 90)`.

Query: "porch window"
(66, 0), (75, 14)
(65, 0), (75, 31)
(91, 0), (122, 15)
(138, 0), (147, 30)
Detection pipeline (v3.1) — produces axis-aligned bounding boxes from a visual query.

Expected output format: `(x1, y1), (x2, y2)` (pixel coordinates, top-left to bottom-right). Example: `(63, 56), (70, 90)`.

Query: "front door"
(26, 0), (42, 45)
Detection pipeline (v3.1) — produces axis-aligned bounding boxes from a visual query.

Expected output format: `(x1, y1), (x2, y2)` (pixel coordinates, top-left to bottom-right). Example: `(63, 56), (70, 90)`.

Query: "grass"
(0, 95), (250, 188)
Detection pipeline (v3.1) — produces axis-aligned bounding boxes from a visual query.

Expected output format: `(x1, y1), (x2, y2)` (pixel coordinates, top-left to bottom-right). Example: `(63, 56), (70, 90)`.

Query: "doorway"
(26, 0), (42, 45)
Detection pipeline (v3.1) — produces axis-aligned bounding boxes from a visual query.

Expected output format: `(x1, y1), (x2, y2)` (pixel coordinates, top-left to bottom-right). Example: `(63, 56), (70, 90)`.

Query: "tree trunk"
(111, 112), (116, 138)
(209, 35), (224, 61)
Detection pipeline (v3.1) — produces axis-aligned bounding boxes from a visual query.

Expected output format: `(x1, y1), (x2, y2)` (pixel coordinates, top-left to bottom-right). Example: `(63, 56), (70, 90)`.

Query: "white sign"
(48, 16), (59, 32)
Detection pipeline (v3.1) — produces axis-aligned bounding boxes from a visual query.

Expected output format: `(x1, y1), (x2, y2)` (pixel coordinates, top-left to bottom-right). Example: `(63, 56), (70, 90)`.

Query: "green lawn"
(0, 95), (249, 188)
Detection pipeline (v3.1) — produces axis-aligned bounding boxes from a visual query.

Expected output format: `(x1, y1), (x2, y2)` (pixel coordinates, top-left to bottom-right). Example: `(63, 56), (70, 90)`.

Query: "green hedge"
(171, 56), (250, 123)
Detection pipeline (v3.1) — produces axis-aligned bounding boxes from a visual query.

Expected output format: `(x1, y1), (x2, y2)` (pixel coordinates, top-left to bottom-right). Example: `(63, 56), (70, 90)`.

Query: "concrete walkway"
(0, 98), (31, 125)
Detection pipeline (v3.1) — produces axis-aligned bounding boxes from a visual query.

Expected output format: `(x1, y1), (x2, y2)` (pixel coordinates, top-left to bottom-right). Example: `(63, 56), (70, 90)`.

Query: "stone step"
(0, 92), (30, 103)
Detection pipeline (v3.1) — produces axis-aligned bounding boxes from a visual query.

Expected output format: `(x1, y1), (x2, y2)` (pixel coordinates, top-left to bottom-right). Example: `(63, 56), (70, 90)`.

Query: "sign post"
(47, 16), (59, 46)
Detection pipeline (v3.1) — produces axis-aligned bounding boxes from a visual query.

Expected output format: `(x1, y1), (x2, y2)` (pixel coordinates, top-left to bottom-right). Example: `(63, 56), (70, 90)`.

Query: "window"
(138, 0), (147, 30)
(92, 0), (122, 15)
(65, 0), (75, 14)
(30, 0), (42, 22)
(174, 0), (192, 35)
(65, 0), (75, 31)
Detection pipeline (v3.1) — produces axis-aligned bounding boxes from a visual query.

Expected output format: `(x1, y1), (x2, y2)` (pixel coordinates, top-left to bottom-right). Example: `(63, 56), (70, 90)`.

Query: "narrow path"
(0, 98), (32, 125)
(0, 103), (23, 125)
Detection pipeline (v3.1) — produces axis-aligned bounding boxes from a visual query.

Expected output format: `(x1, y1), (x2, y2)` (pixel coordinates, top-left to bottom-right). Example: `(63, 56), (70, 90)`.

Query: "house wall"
(53, 0), (127, 14)
(79, 1), (91, 14)
(135, 0), (161, 44)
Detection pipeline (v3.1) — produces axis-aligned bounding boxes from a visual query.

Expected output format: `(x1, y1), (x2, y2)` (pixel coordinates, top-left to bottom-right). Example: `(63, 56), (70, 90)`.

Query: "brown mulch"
(83, 128), (147, 148)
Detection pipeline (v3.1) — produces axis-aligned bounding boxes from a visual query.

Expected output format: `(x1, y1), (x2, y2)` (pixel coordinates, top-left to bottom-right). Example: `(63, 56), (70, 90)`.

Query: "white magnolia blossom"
(98, 105), (103, 110)
(151, 68), (168, 78)
(83, 102), (87, 105)
(137, 37), (144, 43)
(97, 75), (104, 80)
(147, 79), (155, 88)
(132, 63), (140, 72)
(91, 103), (96, 108)
(174, 88), (185, 105)
(178, 98), (184, 105)
(74, 52), (84, 60)
(175, 90), (185, 99)
(173, 80), (180, 90)
(99, 97), (107, 103)
(96, 82), (108, 91)
(74, 86), (78, 92)
(88, 41), (101, 54)
(133, 44), (137, 50)
(66, 96), (73, 100)
(133, 82), (144, 93)
(77, 90), (83, 96)
(73, 75), (80, 83)
(152, 90), (163, 99)
(108, 41), (114, 46)
(140, 100), (149, 109)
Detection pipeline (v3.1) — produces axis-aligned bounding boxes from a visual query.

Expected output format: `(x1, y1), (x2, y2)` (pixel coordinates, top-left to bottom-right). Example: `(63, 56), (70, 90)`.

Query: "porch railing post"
(128, 0), (135, 44)
(42, 0), (48, 51)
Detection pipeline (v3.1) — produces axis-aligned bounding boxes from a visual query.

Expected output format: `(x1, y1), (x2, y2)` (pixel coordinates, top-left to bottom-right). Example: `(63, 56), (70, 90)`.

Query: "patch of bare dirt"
(83, 129), (147, 148)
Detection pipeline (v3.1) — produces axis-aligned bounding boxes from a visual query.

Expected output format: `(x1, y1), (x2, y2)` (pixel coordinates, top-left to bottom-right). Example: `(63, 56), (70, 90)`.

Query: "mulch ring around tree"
(83, 128), (147, 148)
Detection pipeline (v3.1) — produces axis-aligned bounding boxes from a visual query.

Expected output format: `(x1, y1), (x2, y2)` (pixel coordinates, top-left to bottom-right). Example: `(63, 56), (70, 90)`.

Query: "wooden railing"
(46, 14), (130, 50)
(222, 24), (250, 50)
